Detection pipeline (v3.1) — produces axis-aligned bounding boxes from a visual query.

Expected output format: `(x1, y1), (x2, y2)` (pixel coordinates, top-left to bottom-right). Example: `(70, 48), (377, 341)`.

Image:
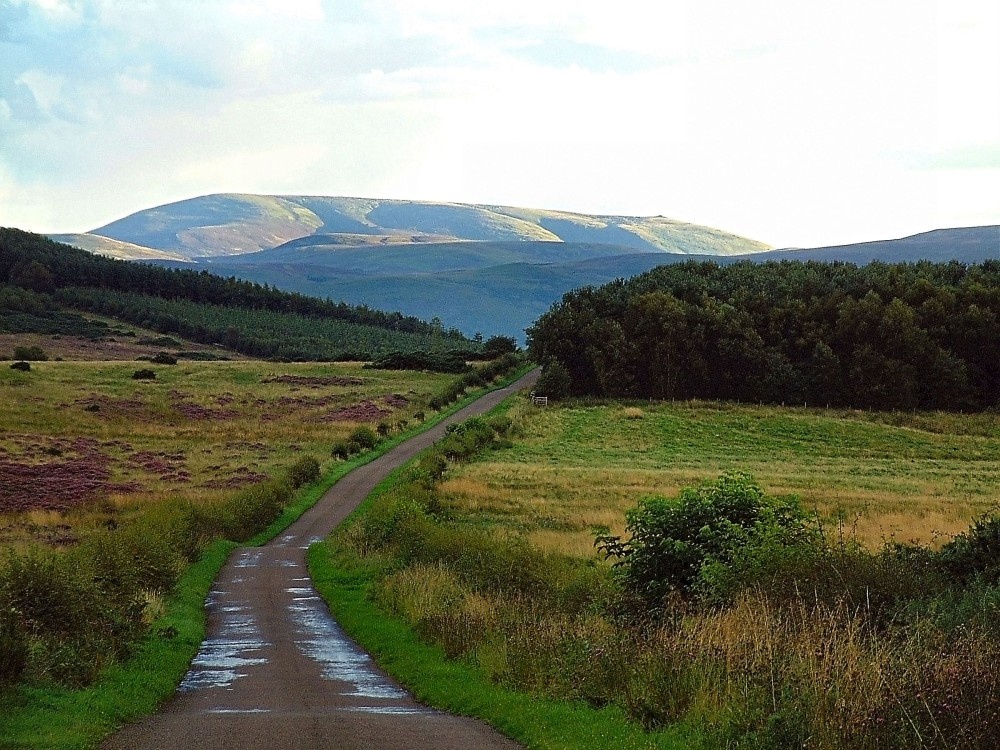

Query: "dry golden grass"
(0, 359), (452, 545)
(440, 400), (1000, 553)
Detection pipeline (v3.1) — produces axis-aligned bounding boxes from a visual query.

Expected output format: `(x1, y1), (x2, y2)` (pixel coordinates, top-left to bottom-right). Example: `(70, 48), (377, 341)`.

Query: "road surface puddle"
(180, 595), (269, 691)
(234, 550), (263, 568)
(286, 586), (408, 700)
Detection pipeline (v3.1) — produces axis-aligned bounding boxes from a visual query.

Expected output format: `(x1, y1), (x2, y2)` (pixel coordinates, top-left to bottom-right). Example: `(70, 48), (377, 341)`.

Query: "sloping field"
(440, 400), (1000, 554)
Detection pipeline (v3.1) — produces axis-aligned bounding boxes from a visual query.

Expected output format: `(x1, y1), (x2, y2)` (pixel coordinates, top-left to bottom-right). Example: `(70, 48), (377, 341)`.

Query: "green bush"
(286, 455), (321, 488)
(366, 350), (472, 373)
(331, 440), (351, 460)
(12, 345), (46, 361)
(481, 335), (518, 359)
(9, 361), (30, 372)
(132, 368), (156, 380)
(597, 473), (816, 607)
(939, 513), (1000, 583)
(348, 426), (380, 453)
(208, 480), (291, 542)
(0, 606), (27, 685)
(534, 360), (571, 400)
(0, 547), (112, 685)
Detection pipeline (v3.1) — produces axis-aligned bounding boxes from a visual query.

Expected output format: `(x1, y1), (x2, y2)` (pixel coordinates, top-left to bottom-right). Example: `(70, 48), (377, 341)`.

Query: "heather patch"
(322, 400), (389, 422)
(261, 374), (364, 387)
(0, 438), (142, 511)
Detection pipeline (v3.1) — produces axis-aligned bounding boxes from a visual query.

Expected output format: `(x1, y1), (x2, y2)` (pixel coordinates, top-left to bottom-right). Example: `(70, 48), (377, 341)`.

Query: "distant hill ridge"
(46, 194), (998, 340)
(72, 193), (772, 260)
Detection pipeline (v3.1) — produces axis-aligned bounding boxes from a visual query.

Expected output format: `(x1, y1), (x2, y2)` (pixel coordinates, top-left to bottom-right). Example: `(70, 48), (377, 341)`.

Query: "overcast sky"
(1, 0), (998, 248)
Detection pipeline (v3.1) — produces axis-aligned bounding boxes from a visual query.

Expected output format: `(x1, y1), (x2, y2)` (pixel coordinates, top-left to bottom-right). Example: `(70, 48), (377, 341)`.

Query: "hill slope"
(80, 193), (771, 259)
(174, 226), (1000, 339)
(47, 233), (191, 262)
(764, 226), (1000, 264)
(1, 229), (474, 360)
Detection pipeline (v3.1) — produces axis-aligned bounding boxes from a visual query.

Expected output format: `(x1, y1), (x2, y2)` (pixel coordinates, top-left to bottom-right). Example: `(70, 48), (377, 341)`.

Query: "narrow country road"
(103, 369), (539, 750)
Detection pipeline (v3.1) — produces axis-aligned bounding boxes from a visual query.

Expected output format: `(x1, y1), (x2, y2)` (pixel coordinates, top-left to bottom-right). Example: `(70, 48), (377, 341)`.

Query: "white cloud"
(0, 0), (997, 246)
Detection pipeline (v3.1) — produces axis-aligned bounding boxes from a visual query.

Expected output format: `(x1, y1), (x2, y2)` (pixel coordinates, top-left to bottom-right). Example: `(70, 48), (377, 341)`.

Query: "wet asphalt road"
(102, 370), (538, 750)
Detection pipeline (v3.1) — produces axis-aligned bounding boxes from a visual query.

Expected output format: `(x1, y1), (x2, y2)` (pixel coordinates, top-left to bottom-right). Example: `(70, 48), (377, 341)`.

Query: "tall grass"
(332, 400), (1000, 750)
(0, 456), (322, 689)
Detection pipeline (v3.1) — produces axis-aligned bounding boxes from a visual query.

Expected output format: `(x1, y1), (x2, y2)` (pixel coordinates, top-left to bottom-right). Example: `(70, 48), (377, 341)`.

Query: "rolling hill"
(49, 195), (998, 340)
(47, 233), (191, 262)
(65, 193), (772, 260)
(759, 226), (1000, 264)
(155, 226), (998, 339)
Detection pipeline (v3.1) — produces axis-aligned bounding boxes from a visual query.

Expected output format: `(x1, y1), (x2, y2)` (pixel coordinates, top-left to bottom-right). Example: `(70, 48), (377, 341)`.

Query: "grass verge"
(0, 540), (235, 749)
(309, 541), (694, 750)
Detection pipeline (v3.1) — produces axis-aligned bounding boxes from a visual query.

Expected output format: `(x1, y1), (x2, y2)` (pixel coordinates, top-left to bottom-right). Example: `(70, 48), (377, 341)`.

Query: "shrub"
(150, 351), (178, 365)
(221, 480), (291, 541)
(13, 345), (47, 361)
(0, 607), (27, 685)
(331, 440), (351, 460)
(0, 547), (111, 685)
(286, 455), (321, 488)
(481, 335), (518, 359)
(597, 472), (816, 607)
(348, 425), (380, 453)
(939, 512), (1000, 583)
(366, 350), (471, 373)
(132, 368), (156, 380)
(9, 361), (30, 372)
(195, 479), (292, 542)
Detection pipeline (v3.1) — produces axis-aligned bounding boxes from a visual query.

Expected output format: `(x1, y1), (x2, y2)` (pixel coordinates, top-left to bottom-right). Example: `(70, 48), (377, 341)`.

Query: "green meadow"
(442, 400), (1000, 554)
(323, 395), (1000, 750)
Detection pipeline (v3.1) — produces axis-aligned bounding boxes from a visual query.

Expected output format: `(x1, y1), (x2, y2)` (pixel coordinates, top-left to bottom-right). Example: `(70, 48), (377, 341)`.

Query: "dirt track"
(103, 370), (539, 750)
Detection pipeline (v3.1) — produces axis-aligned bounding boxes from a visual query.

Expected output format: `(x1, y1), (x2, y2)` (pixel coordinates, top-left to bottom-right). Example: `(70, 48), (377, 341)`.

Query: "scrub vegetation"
(0, 350), (524, 747)
(324, 397), (1000, 750)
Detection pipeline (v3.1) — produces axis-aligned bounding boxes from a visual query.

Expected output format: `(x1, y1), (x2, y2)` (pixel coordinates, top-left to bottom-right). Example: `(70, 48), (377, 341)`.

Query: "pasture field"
(440, 400), (1000, 553)
(0, 358), (452, 547)
(326, 396), (1000, 749)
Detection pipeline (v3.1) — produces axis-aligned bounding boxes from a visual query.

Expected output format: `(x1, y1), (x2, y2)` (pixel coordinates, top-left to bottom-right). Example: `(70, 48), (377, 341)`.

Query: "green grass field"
(440, 400), (1000, 554)
(321, 395), (1000, 750)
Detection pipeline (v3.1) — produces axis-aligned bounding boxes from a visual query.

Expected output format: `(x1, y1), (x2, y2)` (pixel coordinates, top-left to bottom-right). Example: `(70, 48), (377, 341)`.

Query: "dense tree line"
(527, 260), (1000, 411)
(0, 228), (468, 341)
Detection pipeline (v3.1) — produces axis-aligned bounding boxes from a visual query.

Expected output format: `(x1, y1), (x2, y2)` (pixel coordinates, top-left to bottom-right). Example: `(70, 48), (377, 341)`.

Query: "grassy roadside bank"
(309, 541), (692, 750)
(308, 393), (694, 750)
(0, 358), (530, 749)
(0, 540), (234, 749)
